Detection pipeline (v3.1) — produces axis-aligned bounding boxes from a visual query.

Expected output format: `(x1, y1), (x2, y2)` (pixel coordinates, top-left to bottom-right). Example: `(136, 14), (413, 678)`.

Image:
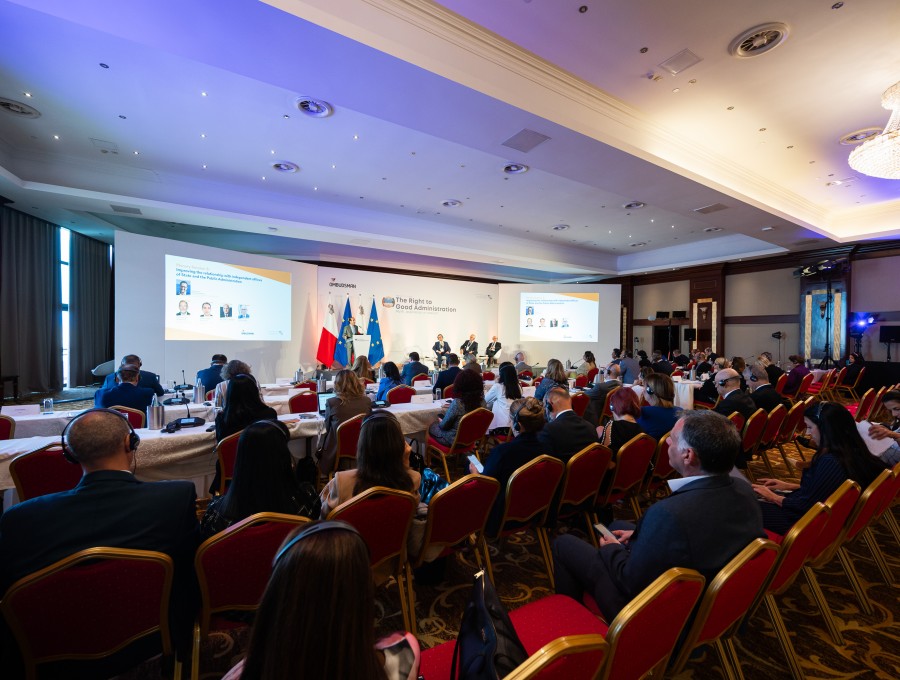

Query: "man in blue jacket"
(98, 354), (165, 396)
(94, 365), (155, 412)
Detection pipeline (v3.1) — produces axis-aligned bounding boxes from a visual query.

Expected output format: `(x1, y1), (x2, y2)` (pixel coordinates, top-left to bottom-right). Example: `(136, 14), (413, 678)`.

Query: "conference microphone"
(174, 369), (193, 392)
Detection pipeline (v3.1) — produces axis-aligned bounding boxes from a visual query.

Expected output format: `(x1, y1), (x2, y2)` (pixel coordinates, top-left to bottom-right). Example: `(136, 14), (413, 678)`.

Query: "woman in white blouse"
(485, 364), (523, 433)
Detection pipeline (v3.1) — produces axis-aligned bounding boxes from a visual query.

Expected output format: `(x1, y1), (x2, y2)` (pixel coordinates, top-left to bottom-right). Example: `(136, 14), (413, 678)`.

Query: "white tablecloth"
(629, 380), (701, 411)
(9, 404), (217, 439)
(811, 369), (829, 383)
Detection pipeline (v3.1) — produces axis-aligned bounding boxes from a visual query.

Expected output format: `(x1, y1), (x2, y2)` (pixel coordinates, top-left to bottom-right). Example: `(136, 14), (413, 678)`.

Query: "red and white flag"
(316, 303), (339, 367)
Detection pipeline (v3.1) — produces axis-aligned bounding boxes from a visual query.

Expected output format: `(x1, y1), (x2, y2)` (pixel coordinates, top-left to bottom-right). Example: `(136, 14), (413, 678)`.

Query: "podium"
(355, 334), (372, 362)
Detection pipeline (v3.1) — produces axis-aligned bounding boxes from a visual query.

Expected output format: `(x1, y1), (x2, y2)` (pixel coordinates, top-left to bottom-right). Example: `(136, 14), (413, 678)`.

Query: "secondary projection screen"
(519, 292), (600, 342)
(164, 255), (292, 341)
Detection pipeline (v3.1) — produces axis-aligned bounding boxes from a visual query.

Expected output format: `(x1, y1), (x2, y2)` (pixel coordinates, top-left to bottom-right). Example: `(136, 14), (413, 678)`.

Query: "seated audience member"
(577, 351), (598, 376)
(99, 353), (165, 396)
(319, 369), (373, 474)
(753, 401), (888, 535)
(583, 364), (622, 427)
(783, 354), (811, 396)
(693, 352), (713, 378)
(650, 350), (673, 376)
(0, 409), (200, 663)
(352, 355), (375, 383)
(196, 354), (227, 393)
(636, 373), (682, 441)
(474, 397), (546, 536)
(464, 353), (482, 374)
(597, 387), (644, 457)
(606, 348), (623, 370)
(432, 353), (462, 397)
(730, 356), (749, 392)
(375, 361), (403, 401)
(552, 410), (764, 621)
(201, 421), (316, 539)
(95, 364), (155, 412)
(213, 359), (253, 406)
(484, 364), (523, 433)
(320, 411), (420, 518)
(538, 387), (600, 462)
(618, 351), (641, 385)
(222, 521), (419, 680)
(671, 348), (689, 367)
(401, 352), (430, 386)
(535, 358), (568, 402)
(635, 366), (655, 386)
(637, 351), (651, 369)
(429, 369), (486, 446)
(693, 357), (727, 405)
(869, 390), (900, 466)
(514, 351), (532, 376)
(758, 351), (785, 384)
(432, 334), (451, 368)
(748, 363), (788, 413)
(842, 352), (866, 385)
(713, 368), (757, 422)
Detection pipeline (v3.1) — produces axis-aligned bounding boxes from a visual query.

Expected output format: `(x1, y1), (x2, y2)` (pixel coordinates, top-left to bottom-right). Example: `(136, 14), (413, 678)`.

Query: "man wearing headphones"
(470, 397), (547, 536)
(93, 364), (156, 411)
(712, 368), (757, 422)
(538, 387), (600, 462)
(0, 409), (200, 660)
(98, 353), (165, 396)
(747, 363), (788, 413)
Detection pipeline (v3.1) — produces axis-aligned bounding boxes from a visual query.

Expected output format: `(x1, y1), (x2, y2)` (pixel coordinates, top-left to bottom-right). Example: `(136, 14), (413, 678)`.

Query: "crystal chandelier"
(848, 80), (900, 179)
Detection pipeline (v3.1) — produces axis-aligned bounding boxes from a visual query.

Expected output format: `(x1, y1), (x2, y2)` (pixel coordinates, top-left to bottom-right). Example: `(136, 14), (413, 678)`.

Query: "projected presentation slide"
(520, 292), (599, 342)
(165, 255), (291, 341)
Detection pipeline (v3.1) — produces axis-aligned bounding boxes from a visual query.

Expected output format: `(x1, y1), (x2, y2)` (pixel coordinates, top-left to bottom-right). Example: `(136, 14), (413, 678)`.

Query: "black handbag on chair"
(450, 570), (528, 679)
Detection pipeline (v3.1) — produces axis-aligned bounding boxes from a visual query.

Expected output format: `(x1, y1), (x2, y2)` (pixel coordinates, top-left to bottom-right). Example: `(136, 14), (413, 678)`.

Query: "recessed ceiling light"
(283, 114), (290, 119)
(133, 150), (139, 155)
(630, 242), (648, 247)
(118, 115), (126, 119)
(761, 226), (775, 231)
(552, 224), (570, 231)
(622, 201), (646, 209)
(201, 91), (208, 97)
(441, 199), (463, 208)
(826, 180), (843, 186)
(353, 134), (359, 140)
(758, 128), (766, 132)
(503, 162), (529, 175)
(727, 106), (735, 110)
(272, 161), (299, 173)
(703, 227), (723, 232)
(295, 97), (333, 118)
(99, 63), (109, 69)
(672, 88), (680, 93)
(268, 226), (278, 231)
(261, 176), (266, 181)
(202, 164), (207, 169)
(23, 92), (32, 98)
(53, 134), (59, 140)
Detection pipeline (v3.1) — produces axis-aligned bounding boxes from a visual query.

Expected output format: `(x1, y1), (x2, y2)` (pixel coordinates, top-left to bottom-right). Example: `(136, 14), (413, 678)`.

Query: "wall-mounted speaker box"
(879, 326), (900, 343)
(684, 328), (697, 342)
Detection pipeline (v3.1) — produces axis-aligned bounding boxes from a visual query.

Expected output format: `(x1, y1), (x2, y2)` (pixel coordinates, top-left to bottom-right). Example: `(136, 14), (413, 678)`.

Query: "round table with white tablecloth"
(629, 380), (701, 411)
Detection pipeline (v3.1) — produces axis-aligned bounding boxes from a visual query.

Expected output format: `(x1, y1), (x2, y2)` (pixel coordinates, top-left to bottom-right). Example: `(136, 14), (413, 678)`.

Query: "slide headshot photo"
(238, 305), (250, 319)
(177, 280), (190, 295)
(525, 305), (534, 315)
(200, 302), (213, 317)
(177, 300), (190, 316)
(220, 303), (232, 318)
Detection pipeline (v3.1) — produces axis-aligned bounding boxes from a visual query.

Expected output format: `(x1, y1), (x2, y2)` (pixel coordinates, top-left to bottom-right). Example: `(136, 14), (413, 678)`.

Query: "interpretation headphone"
(511, 399), (528, 432)
(252, 418), (290, 441)
(61, 408), (141, 464)
(272, 520), (362, 566)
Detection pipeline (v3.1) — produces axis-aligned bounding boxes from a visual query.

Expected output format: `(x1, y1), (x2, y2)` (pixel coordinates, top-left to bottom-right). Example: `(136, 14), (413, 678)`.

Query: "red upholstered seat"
(587, 368), (599, 382)
(386, 385), (416, 404)
(287, 391), (317, 414)
(332, 413), (365, 475)
(756, 404), (789, 474)
(10, 444), (83, 501)
(570, 391), (589, 417)
(214, 429), (243, 495)
(295, 380), (317, 391)
(0, 413), (14, 440)
(642, 430), (677, 497)
(110, 405), (146, 429)
(482, 371), (495, 381)
(426, 407), (493, 482)
(574, 375), (588, 388)
(549, 444), (613, 545)
(596, 433), (655, 518)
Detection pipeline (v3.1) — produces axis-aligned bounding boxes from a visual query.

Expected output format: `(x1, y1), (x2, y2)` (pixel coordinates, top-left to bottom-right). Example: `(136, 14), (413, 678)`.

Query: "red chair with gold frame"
(484, 456), (565, 587)
(9, 444), (83, 501)
(804, 368), (834, 400)
(846, 387), (877, 423)
(595, 433), (656, 519)
(327, 486), (419, 634)
(574, 375), (588, 388)
(570, 391), (589, 418)
(547, 444), (613, 547)
(775, 398), (810, 463)
(191, 512), (310, 679)
(110, 405), (146, 429)
(835, 366), (867, 402)
(295, 380), (317, 391)
(599, 386), (620, 426)
(641, 430), (677, 499)
(773, 372), (789, 396)
(214, 429), (243, 495)
(386, 385), (416, 404)
(587, 367), (600, 383)
(442, 384), (455, 399)
(755, 404), (788, 474)
(426, 407), (493, 481)
(0, 413), (14, 440)
(669, 539), (780, 678)
(737, 409), (766, 477)
(518, 370), (534, 380)
(331, 413), (365, 478)
(411, 373), (430, 385)
(0, 547), (181, 680)
(205, 389), (215, 401)
(787, 373), (814, 404)
(482, 371), (496, 381)
(287, 391), (317, 414)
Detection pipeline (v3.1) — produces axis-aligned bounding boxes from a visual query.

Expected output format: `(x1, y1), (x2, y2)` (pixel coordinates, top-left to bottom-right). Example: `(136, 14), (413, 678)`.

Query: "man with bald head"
(538, 387), (599, 462)
(99, 353), (165, 396)
(0, 409), (199, 663)
(584, 364), (622, 427)
(713, 368), (757, 422)
(748, 362), (788, 413)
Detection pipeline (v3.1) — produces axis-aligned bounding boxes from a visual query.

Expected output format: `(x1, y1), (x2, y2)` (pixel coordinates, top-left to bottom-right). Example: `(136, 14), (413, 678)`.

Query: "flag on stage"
(366, 298), (384, 365)
(315, 301), (339, 367)
(333, 297), (353, 366)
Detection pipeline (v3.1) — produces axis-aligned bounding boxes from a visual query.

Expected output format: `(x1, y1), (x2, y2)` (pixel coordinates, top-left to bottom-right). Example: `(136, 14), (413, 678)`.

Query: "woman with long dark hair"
(376, 361), (403, 401)
(201, 420), (315, 538)
(215, 374), (278, 442)
(352, 355), (375, 382)
(222, 521), (419, 680)
(484, 364), (523, 433)
(842, 352), (866, 386)
(428, 368), (486, 446)
(320, 410), (419, 518)
(753, 401), (888, 534)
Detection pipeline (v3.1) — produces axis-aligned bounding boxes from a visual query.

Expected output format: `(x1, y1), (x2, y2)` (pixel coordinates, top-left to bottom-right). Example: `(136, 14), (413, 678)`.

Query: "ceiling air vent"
(729, 23), (790, 59)
(694, 202), (728, 214)
(658, 49), (703, 76)
(622, 201), (646, 210)
(839, 128), (881, 146)
(271, 161), (299, 173)
(0, 98), (41, 118)
(110, 205), (142, 215)
(295, 97), (333, 118)
(501, 129), (550, 153)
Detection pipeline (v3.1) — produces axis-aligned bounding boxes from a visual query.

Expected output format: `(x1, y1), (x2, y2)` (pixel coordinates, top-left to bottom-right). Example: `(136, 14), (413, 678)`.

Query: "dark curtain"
(70, 232), (112, 387)
(0, 207), (62, 395)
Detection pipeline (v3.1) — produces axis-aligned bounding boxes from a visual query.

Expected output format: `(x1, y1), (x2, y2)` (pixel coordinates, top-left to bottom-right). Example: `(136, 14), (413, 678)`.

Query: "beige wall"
(724, 323), (800, 366)
(850, 256), (900, 362)
(634, 279), (690, 321)
(725, 268), (799, 316)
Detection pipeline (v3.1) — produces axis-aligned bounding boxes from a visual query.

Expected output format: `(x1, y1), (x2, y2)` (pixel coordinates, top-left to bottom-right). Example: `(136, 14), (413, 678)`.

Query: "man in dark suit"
(196, 353), (227, 393)
(432, 334), (451, 368)
(460, 334), (478, 357)
(0, 409), (200, 665)
(400, 352), (430, 385)
(538, 388), (600, 462)
(748, 363), (788, 413)
(99, 354), (165, 396)
(583, 364), (622, 427)
(713, 369), (758, 421)
(552, 410), (764, 621)
(94, 365), (156, 412)
(671, 349), (689, 367)
(650, 350), (673, 376)
(485, 336), (501, 367)
(432, 353), (462, 396)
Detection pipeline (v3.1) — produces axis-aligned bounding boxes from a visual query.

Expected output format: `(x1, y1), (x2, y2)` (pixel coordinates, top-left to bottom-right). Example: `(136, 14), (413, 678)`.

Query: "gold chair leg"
(776, 443), (796, 473)
(792, 439), (807, 461)
(440, 453), (452, 483)
(803, 566), (844, 646)
(836, 546), (873, 616)
(584, 511), (598, 548)
(758, 447), (776, 477)
(480, 535), (495, 584)
(629, 494), (643, 519)
(174, 658), (184, 680)
(535, 527), (555, 589)
(395, 567), (413, 635)
(190, 622), (200, 680)
(862, 528), (895, 586)
(883, 509), (900, 546)
(404, 562), (417, 636)
(720, 637), (745, 680)
(764, 594), (805, 680)
(713, 638), (741, 680)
